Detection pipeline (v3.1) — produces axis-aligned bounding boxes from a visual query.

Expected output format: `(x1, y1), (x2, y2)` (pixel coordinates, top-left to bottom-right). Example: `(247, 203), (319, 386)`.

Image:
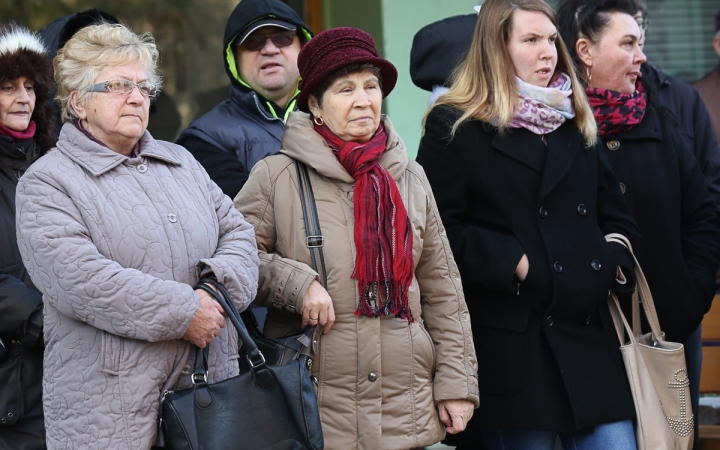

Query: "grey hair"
(54, 23), (162, 122)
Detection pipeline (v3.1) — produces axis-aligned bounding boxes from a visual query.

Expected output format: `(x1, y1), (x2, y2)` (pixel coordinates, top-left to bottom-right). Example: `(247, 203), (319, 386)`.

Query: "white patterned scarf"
(494, 72), (576, 135)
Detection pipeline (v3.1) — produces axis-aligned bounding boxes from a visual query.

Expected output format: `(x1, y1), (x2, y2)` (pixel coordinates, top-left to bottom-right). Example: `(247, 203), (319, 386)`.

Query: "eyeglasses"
(241, 31), (296, 52)
(89, 80), (158, 98)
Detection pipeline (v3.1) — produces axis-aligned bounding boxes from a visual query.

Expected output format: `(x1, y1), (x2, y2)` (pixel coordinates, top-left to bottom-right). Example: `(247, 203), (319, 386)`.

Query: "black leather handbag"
(160, 280), (324, 450)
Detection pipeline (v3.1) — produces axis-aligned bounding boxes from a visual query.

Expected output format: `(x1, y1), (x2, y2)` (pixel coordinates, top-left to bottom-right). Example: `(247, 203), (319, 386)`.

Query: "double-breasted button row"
(539, 204), (587, 218)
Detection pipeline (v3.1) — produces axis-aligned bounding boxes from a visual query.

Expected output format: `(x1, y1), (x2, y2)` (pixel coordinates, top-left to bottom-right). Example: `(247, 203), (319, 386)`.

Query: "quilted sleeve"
(16, 168), (200, 343)
(194, 157), (260, 313)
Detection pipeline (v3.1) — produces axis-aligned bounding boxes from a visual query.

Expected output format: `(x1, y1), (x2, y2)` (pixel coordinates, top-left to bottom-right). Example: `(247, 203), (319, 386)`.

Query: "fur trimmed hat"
(0, 23), (55, 152)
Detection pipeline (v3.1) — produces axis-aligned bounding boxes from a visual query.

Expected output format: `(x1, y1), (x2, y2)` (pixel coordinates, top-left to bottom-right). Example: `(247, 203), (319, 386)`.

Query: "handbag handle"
(294, 160), (328, 289)
(605, 234), (665, 344)
(194, 279), (276, 390)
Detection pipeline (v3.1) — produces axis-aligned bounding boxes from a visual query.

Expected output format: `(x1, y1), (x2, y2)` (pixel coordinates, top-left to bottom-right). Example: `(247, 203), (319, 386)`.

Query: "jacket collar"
(56, 123), (182, 176)
(281, 112), (408, 184)
(642, 63), (671, 87)
(0, 136), (39, 171)
(230, 83), (296, 123)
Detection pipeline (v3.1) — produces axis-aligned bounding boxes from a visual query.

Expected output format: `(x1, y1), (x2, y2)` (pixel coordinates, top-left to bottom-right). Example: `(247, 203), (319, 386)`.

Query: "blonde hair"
(428, 0), (597, 146)
(54, 23), (162, 122)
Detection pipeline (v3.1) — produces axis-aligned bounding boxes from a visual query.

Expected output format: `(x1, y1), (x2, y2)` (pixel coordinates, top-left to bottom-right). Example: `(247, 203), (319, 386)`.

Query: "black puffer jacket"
(0, 137), (44, 449)
(177, 0), (313, 199)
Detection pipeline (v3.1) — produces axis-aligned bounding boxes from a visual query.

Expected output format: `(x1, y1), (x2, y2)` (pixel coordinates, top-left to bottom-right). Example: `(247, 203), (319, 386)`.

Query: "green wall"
(323, 0), (479, 158)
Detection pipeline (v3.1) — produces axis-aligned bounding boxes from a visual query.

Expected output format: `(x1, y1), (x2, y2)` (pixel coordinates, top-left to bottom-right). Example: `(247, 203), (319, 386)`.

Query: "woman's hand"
(301, 280), (335, 335)
(515, 254), (529, 281)
(183, 289), (226, 348)
(437, 399), (475, 434)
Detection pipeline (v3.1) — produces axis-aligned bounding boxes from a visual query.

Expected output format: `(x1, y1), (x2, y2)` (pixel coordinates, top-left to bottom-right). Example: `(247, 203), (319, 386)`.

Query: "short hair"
(310, 63), (382, 107)
(54, 23), (162, 123)
(429, 0), (598, 146)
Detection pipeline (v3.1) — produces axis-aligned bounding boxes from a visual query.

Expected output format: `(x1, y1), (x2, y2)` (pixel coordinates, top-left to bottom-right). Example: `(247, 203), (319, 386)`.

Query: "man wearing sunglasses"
(178, 0), (313, 200)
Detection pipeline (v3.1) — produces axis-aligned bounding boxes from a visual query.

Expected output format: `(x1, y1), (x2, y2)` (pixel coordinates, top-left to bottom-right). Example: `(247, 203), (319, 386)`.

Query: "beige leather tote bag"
(605, 234), (693, 450)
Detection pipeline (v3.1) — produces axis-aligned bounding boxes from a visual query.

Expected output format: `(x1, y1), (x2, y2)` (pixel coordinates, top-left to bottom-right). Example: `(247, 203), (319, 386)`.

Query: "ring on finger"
(309, 316), (318, 321)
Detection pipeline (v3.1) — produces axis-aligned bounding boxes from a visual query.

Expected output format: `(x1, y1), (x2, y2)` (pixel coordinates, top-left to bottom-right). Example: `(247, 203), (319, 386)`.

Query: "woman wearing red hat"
(235, 27), (478, 449)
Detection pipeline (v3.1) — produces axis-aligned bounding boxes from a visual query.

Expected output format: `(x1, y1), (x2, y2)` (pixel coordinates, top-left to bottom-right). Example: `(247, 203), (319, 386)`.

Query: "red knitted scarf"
(585, 80), (647, 136)
(314, 123), (414, 322)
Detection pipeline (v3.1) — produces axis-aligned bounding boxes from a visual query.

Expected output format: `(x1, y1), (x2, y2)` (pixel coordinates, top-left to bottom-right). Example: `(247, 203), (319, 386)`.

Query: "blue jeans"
(480, 420), (636, 450)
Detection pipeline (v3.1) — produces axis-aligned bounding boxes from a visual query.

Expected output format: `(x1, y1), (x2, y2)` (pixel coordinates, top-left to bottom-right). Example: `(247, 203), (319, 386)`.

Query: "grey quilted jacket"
(15, 123), (259, 449)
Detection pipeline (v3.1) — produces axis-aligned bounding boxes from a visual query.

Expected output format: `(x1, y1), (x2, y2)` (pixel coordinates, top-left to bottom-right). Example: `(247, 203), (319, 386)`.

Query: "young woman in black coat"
(557, 0), (720, 446)
(417, 0), (641, 448)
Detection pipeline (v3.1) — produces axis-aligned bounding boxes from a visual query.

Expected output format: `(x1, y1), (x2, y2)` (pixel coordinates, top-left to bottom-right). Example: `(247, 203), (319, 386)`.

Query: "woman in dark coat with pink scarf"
(557, 0), (720, 446)
(0, 23), (54, 450)
(416, 0), (643, 447)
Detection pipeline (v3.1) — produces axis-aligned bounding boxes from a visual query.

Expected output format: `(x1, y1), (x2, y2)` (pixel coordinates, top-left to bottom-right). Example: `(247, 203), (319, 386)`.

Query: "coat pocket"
(0, 344), (24, 425)
(414, 322), (437, 379)
(100, 331), (123, 375)
(474, 299), (531, 394)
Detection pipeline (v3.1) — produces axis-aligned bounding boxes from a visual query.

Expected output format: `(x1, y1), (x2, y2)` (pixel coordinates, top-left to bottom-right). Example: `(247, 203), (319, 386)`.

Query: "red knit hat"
(296, 27), (398, 113)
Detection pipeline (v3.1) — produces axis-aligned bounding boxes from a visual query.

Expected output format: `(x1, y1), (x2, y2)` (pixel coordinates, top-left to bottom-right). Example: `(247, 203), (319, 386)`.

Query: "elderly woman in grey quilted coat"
(15, 24), (259, 449)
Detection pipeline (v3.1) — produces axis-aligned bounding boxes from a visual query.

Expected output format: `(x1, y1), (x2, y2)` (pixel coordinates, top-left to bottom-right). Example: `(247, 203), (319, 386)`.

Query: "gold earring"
(313, 116), (324, 126)
(585, 66), (592, 83)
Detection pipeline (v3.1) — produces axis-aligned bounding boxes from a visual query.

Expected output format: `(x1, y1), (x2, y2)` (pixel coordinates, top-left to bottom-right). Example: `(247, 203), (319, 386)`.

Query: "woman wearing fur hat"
(235, 27), (478, 449)
(0, 23), (54, 450)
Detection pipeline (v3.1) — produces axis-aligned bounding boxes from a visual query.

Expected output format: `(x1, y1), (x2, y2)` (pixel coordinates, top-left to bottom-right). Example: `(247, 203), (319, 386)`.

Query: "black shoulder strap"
(294, 160), (328, 289)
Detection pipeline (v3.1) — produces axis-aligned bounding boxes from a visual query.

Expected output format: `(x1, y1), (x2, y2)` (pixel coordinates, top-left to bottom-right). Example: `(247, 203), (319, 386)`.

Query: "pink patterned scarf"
(494, 72), (576, 135)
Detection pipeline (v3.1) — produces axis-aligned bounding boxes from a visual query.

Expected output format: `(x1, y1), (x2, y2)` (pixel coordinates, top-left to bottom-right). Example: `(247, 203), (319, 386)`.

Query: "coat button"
(167, 213), (177, 223)
(607, 140), (621, 151)
(137, 164), (147, 173)
(591, 260), (602, 271)
(553, 261), (563, 273)
(539, 206), (548, 218)
(368, 372), (378, 382)
(619, 182), (626, 194)
(546, 316), (554, 327)
(577, 204), (587, 215)
(585, 316), (592, 325)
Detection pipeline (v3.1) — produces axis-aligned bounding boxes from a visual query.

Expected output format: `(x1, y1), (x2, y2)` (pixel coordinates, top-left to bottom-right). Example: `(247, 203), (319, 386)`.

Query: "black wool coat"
(417, 105), (639, 433)
(600, 102), (720, 344)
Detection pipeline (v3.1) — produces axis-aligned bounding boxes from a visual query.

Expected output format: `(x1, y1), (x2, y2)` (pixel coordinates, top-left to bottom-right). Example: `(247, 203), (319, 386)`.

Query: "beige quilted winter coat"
(15, 124), (260, 449)
(235, 113), (479, 450)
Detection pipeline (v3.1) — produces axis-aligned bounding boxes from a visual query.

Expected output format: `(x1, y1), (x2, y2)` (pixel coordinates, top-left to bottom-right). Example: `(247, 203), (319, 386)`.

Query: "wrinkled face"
(506, 9), (559, 88)
(308, 70), (382, 144)
(584, 12), (646, 94)
(73, 62), (150, 154)
(0, 77), (36, 132)
(234, 26), (302, 107)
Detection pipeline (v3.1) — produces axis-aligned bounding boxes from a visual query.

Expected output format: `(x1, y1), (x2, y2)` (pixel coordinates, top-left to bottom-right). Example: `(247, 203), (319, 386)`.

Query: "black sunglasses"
(242, 31), (296, 52)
